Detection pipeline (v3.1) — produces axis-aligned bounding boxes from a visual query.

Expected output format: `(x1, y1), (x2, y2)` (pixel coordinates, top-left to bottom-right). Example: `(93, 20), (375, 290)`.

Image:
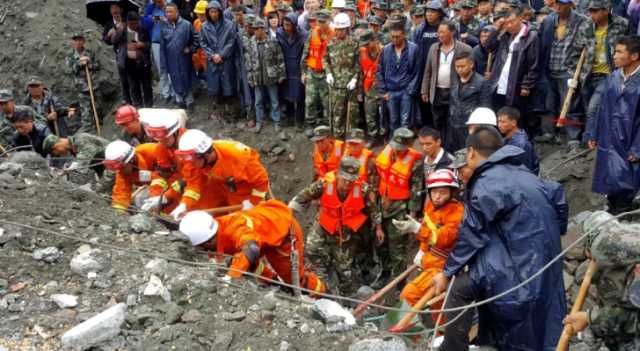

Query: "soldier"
(368, 16), (390, 45)
(0, 89), (43, 149)
(324, 13), (360, 139)
(22, 77), (72, 137)
(358, 30), (384, 146)
(301, 9), (334, 134)
(562, 211), (640, 350)
(288, 157), (384, 294)
(343, 128), (376, 184)
(454, 0), (481, 47)
(245, 18), (286, 133)
(311, 125), (345, 180)
(374, 128), (424, 285)
(42, 133), (114, 192)
(66, 32), (102, 125)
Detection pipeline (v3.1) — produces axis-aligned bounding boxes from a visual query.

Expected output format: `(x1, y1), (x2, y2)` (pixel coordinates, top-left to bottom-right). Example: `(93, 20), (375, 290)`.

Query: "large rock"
(312, 299), (356, 332)
(33, 247), (62, 263)
(348, 336), (407, 351)
(60, 303), (127, 350)
(128, 214), (154, 234)
(70, 249), (106, 276)
(7, 151), (48, 170)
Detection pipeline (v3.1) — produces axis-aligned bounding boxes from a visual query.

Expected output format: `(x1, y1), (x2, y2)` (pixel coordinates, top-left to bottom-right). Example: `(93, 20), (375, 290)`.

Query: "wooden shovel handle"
(353, 264), (420, 317)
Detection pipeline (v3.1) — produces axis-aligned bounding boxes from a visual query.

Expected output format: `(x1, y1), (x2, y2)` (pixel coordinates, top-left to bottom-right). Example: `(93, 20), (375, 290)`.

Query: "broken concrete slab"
(60, 303), (127, 350)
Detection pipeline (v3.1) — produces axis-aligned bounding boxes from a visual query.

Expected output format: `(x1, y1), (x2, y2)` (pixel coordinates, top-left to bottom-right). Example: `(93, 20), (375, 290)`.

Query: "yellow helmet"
(194, 0), (208, 14)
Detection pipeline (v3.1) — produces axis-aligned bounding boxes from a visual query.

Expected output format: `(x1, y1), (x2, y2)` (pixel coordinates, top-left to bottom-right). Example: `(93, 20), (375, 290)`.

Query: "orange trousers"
(400, 267), (444, 324)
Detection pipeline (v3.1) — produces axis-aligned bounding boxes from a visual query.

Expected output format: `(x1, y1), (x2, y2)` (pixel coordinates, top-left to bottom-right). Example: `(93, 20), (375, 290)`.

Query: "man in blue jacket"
(433, 126), (568, 351)
(142, 0), (174, 103)
(496, 106), (540, 174)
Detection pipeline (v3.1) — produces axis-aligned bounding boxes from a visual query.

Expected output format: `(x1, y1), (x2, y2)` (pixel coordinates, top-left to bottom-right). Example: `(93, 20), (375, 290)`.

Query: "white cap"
(332, 0), (346, 8)
(105, 140), (135, 164)
(179, 211), (219, 246)
(466, 107), (497, 126)
(332, 12), (351, 28)
(178, 129), (213, 154)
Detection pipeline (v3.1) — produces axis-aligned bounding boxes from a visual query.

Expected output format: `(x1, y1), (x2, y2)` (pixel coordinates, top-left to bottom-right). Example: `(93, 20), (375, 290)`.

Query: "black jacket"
(111, 24), (152, 69)
(449, 72), (492, 128)
(12, 122), (52, 157)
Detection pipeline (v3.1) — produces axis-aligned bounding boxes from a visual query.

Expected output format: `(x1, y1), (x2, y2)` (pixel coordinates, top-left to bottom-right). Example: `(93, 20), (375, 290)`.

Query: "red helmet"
(426, 169), (459, 190)
(115, 105), (139, 125)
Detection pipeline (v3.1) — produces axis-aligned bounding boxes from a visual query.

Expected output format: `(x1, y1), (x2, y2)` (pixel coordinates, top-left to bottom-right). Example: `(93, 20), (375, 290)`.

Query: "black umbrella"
(85, 0), (141, 27)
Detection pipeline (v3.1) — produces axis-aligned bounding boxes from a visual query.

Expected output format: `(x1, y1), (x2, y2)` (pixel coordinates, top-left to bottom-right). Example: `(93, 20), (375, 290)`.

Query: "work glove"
(170, 203), (187, 221)
(326, 73), (334, 86)
(64, 161), (80, 172)
(288, 198), (303, 213)
(567, 78), (578, 89)
(241, 199), (254, 211)
(413, 250), (425, 266)
(221, 275), (232, 283)
(392, 215), (422, 235)
(140, 196), (167, 212)
(347, 77), (357, 91)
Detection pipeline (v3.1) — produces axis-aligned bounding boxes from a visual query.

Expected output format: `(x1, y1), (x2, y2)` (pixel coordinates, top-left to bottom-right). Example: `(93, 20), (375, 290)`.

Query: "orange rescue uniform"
(313, 140), (344, 179)
(147, 128), (187, 210)
(192, 18), (207, 72)
(400, 199), (464, 322)
(213, 200), (326, 294)
(359, 47), (379, 94)
(180, 140), (270, 210)
(375, 145), (422, 200)
(111, 143), (159, 211)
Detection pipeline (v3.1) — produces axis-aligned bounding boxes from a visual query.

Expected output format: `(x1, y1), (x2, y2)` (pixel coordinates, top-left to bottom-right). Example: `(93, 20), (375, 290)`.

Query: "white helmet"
(179, 211), (219, 246)
(103, 140), (135, 170)
(332, 0), (346, 8)
(143, 109), (181, 141)
(465, 107), (497, 126)
(332, 12), (351, 28)
(178, 129), (213, 154)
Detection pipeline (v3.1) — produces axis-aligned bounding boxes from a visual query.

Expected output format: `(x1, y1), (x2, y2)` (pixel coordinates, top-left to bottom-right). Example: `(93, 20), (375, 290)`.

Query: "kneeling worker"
(179, 200), (326, 295)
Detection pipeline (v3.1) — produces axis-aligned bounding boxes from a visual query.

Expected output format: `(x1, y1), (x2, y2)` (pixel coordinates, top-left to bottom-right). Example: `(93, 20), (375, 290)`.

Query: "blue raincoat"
(586, 68), (640, 195)
(504, 129), (540, 175)
(159, 17), (198, 96)
(200, 2), (238, 97)
(276, 13), (307, 102)
(444, 145), (568, 351)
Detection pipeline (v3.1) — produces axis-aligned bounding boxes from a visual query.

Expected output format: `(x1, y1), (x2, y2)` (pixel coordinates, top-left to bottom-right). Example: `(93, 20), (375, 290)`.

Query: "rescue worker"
(374, 127), (424, 285)
(179, 200), (326, 295)
(288, 157), (384, 294)
(103, 140), (161, 213)
(42, 132), (114, 192)
(139, 110), (186, 214)
(173, 129), (270, 220)
(323, 12), (360, 139)
(343, 128), (376, 185)
(114, 105), (153, 146)
(357, 30), (384, 146)
(301, 9), (334, 133)
(466, 107), (497, 134)
(393, 169), (464, 324)
(311, 125), (345, 180)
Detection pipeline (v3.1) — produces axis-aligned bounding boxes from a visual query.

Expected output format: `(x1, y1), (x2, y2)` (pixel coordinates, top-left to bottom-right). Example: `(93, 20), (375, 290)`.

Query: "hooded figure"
(200, 1), (239, 98)
(277, 13), (307, 103)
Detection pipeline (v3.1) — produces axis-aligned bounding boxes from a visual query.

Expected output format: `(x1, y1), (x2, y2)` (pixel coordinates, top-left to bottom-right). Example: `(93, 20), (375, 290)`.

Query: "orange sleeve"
(228, 252), (251, 278)
(111, 172), (133, 211)
(433, 202), (464, 250)
(244, 151), (270, 197)
(179, 164), (204, 210)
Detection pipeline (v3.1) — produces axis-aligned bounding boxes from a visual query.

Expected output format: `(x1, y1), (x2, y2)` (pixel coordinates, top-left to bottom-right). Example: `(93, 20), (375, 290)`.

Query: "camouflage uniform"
(301, 10), (332, 129)
(582, 211), (640, 350)
(374, 128), (424, 283)
(454, 0), (482, 40)
(358, 31), (385, 139)
(323, 33), (361, 138)
(66, 46), (101, 124)
(238, 16), (256, 122)
(291, 158), (382, 294)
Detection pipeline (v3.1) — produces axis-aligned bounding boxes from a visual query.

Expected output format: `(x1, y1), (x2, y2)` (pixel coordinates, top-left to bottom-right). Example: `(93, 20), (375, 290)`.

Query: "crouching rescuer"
(178, 200), (326, 295)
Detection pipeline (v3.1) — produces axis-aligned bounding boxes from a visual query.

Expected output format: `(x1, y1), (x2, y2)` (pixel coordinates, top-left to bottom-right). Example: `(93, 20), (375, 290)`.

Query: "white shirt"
(437, 46), (455, 89)
(497, 24), (526, 95)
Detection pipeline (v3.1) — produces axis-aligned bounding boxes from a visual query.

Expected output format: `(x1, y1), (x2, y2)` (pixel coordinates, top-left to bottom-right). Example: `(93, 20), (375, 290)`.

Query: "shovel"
(353, 264), (420, 317)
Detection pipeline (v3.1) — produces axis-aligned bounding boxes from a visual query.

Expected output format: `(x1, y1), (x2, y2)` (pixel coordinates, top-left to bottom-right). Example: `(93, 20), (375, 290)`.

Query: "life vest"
(375, 145), (421, 200)
(348, 148), (373, 182)
(306, 27), (333, 73)
(313, 140), (344, 179)
(359, 47), (380, 93)
(357, 0), (370, 18)
(319, 172), (368, 235)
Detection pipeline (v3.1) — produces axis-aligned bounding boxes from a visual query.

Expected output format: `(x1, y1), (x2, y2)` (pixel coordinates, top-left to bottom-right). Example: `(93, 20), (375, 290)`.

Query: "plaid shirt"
(548, 11), (590, 76)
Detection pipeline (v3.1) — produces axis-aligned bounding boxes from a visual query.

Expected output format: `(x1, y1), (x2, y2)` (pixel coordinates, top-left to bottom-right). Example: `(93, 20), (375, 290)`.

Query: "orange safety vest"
(319, 172), (368, 234)
(313, 140), (344, 179)
(306, 27), (333, 73)
(347, 148), (373, 182)
(192, 19), (207, 72)
(357, 0), (370, 18)
(359, 47), (380, 93)
(375, 145), (421, 200)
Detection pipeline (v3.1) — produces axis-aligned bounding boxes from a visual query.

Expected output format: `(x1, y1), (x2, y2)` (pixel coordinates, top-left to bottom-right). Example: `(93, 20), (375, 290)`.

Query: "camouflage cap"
(461, 0), (478, 8)
(245, 14), (256, 25)
(493, 8), (510, 19)
(344, 2), (358, 11)
(42, 134), (61, 155)
(390, 2), (404, 10)
(367, 15), (385, 25)
(449, 148), (468, 169)
(356, 18), (370, 28)
(346, 128), (366, 143)
(311, 125), (332, 141)
(388, 13), (407, 27)
(71, 31), (85, 39)
(372, 0), (390, 10)
(425, 0), (444, 12)
(411, 5), (426, 16)
(451, 2), (462, 10)
(252, 17), (266, 28)
(338, 157), (361, 181)
(587, 0), (609, 9)
(0, 89), (14, 102)
(389, 128), (414, 150)
(27, 76), (43, 86)
(276, 3), (293, 12)
(316, 9), (332, 21)
(359, 29), (376, 44)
